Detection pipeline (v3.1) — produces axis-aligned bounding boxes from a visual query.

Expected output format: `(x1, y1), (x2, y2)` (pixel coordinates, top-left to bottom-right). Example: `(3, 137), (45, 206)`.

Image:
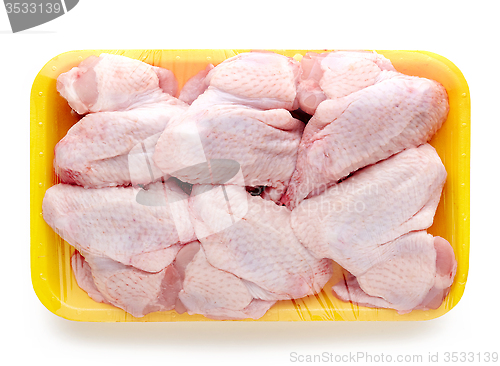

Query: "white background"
(1, 1), (497, 365)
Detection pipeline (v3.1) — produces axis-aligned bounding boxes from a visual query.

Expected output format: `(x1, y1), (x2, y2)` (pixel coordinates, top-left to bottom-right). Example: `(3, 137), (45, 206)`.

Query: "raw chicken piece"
(189, 184), (333, 300)
(290, 145), (456, 313)
(42, 181), (196, 273)
(54, 100), (187, 188)
(282, 73), (449, 209)
(202, 51), (301, 110)
(71, 250), (109, 305)
(153, 103), (304, 198)
(72, 250), (182, 318)
(178, 243), (276, 320)
(297, 51), (396, 114)
(57, 53), (178, 114)
(290, 144), (447, 274)
(154, 52), (304, 197)
(178, 64), (214, 105)
(72, 239), (275, 320)
(332, 232), (457, 313)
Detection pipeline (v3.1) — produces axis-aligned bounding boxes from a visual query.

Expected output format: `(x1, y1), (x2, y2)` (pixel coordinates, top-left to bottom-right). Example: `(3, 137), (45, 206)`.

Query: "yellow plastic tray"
(30, 50), (470, 322)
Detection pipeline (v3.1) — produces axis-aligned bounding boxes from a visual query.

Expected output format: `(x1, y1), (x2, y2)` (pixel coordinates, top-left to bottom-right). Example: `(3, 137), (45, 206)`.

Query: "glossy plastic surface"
(30, 50), (470, 321)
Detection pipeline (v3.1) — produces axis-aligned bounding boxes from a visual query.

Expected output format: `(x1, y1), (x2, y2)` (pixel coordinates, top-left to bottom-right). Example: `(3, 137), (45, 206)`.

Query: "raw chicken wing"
(202, 51), (301, 110)
(297, 51), (396, 114)
(332, 233), (457, 313)
(291, 144), (447, 272)
(154, 104), (304, 198)
(42, 181), (196, 273)
(189, 184), (333, 300)
(54, 100), (187, 188)
(72, 250), (182, 318)
(57, 53), (178, 114)
(178, 243), (276, 320)
(291, 144), (456, 313)
(283, 73), (449, 209)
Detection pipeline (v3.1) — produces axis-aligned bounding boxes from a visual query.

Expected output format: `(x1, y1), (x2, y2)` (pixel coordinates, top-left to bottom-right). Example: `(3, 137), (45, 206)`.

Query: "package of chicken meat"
(30, 49), (470, 322)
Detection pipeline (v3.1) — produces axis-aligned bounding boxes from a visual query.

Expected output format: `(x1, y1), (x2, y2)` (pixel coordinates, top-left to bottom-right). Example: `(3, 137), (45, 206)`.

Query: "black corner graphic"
(4, 0), (79, 33)
(64, 0), (78, 11)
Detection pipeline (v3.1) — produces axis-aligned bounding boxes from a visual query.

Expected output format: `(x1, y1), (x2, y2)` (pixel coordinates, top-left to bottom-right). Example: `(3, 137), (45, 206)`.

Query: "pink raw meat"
(291, 144), (447, 272)
(54, 100), (187, 188)
(72, 250), (182, 318)
(291, 145), (456, 313)
(202, 51), (301, 110)
(57, 53), (178, 114)
(46, 50), (456, 320)
(43, 181), (196, 273)
(332, 233), (457, 313)
(297, 50), (396, 114)
(178, 243), (276, 320)
(71, 250), (109, 305)
(153, 103), (304, 199)
(283, 72), (449, 209)
(189, 184), (333, 301)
